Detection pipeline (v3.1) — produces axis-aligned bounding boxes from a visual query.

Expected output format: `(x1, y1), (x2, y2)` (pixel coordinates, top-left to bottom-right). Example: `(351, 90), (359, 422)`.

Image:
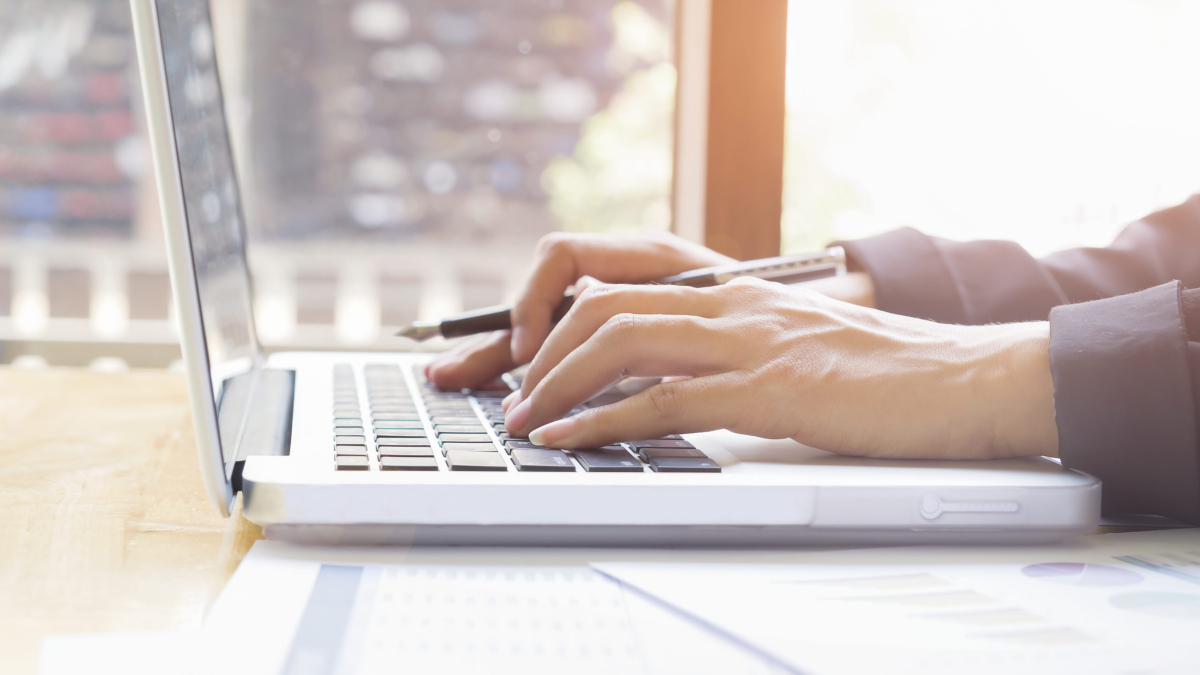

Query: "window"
(0, 0), (676, 365)
(783, 0), (1200, 257)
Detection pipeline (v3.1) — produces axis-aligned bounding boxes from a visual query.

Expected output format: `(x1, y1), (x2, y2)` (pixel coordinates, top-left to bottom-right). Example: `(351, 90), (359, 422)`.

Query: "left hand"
(501, 277), (1059, 460)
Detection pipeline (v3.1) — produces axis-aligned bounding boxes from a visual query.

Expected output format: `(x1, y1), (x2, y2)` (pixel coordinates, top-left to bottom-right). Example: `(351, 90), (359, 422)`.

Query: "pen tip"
(396, 322), (440, 342)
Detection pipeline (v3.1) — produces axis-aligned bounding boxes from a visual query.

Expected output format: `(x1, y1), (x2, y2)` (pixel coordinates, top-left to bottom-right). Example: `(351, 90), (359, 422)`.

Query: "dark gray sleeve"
(1049, 282), (1200, 524)
(836, 194), (1200, 324)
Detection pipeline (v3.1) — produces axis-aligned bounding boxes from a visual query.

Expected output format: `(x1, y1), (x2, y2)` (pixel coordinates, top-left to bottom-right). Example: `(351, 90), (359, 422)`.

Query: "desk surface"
(0, 367), (1155, 675)
(0, 367), (262, 675)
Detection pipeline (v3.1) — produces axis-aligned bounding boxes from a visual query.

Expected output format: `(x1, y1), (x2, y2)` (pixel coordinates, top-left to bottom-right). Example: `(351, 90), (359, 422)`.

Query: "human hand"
(424, 231), (734, 390)
(502, 277), (1058, 460)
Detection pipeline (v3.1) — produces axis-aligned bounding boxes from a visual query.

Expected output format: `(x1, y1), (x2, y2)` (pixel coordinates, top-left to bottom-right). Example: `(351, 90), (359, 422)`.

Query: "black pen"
(397, 247), (846, 341)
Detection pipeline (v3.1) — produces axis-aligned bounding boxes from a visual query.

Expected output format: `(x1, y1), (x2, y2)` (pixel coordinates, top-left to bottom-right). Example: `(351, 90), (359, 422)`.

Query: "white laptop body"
(131, 0), (1100, 546)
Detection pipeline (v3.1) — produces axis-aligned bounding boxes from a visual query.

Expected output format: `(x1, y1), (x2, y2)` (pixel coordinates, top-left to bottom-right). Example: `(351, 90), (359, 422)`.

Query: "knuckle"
(725, 275), (766, 288)
(574, 284), (621, 316)
(575, 283), (611, 306)
(601, 312), (641, 342)
(720, 277), (768, 302)
(535, 232), (576, 259)
(647, 381), (685, 417)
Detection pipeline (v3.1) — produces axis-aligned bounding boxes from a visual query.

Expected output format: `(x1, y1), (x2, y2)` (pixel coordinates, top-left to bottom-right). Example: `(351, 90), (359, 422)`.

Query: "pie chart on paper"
(1021, 562), (1142, 586)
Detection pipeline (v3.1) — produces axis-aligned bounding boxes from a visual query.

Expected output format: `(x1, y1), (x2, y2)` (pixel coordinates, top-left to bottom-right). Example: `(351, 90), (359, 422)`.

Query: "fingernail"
(505, 399), (531, 432)
(501, 390), (521, 413)
(529, 418), (580, 448)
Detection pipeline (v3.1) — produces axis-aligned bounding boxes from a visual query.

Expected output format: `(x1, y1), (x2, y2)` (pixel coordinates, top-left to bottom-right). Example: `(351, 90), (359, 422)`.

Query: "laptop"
(130, 0), (1100, 546)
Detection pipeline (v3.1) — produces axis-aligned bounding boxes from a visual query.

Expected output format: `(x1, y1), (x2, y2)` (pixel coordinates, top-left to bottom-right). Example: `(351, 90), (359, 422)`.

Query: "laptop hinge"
(230, 369), (295, 494)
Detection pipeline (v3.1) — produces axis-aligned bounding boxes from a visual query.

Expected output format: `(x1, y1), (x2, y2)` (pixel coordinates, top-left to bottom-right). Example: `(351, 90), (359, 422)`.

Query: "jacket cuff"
(836, 228), (966, 323)
(1050, 281), (1200, 523)
(838, 228), (1068, 324)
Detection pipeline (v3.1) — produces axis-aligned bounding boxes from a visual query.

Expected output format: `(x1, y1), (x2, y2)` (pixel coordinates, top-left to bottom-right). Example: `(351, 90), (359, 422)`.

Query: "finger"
(519, 283), (719, 400)
(505, 314), (737, 436)
(526, 373), (746, 449)
(572, 275), (603, 293)
(509, 233), (735, 363)
(426, 330), (516, 390)
(424, 333), (484, 381)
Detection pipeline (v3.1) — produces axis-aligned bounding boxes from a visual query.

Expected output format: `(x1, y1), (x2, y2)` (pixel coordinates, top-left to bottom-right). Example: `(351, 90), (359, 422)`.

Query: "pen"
(397, 247), (846, 342)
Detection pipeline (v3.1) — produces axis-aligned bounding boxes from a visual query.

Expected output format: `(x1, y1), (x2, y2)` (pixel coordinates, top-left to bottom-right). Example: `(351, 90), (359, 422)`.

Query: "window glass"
(229, 0), (676, 345)
(0, 0), (675, 365)
(784, 0), (1200, 257)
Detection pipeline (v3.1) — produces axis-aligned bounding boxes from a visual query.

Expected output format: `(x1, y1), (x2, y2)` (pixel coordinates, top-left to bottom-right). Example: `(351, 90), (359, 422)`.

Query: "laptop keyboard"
(330, 363), (721, 474)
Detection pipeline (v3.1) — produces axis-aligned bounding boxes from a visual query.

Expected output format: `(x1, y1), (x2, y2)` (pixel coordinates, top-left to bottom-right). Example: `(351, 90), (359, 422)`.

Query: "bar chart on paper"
(204, 542), (789, 675)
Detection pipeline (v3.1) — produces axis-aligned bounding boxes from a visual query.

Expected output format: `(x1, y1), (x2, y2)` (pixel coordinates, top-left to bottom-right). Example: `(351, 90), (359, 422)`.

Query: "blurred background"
(0, 0), (1197, 369)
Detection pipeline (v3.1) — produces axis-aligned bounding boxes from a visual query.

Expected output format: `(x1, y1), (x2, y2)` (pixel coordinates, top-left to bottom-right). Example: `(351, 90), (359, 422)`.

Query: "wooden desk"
(0, 367), (262, 675)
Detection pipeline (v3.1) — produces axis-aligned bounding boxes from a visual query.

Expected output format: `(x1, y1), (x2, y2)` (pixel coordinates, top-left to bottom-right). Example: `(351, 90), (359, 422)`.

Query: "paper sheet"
(203, 541), (786, 675)
(593, 529), (1200, 675)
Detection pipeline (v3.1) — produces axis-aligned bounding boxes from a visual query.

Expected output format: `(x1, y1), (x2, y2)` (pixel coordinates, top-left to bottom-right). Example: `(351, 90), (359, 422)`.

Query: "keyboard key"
(431, 416), (482, 424)
(435, 424), (487, 434)
(376, 429), (428, 439)
(628, 439), (696, 450)
(512, 448), (576, 472)
(438, 433), (493, 444)
(333, 407), (362, 416)
(425, 400), (473, 407)
(333, 417), (361, 425)
(378, 438), (434, 448)
(334, 435), (366, 444)
(441, 442), (499, 453)
(374, 421), (425, 430)
(372, 405), (419, 412)
(573, 448), (645, 472)
(505, 439), (543, 450)
(646, 456), (721, 473)
(334, 444), (367, 456)
(378, 446), (435, 457)
(334, 425), (364, 434)
(446, 450), (508, 471)
(638, 446), (708, 459)
(335, 456), (369, 471)
(372, 410), (424, 420)
(380, 456), (439, 471)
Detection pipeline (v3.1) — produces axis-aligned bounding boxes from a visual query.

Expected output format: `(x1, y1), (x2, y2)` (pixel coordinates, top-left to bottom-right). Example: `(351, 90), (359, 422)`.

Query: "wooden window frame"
(673, 0), (788, 261)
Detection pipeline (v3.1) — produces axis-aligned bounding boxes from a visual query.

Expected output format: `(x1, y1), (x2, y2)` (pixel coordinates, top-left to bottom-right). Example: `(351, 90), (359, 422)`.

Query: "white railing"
(0, 237), (538, 366)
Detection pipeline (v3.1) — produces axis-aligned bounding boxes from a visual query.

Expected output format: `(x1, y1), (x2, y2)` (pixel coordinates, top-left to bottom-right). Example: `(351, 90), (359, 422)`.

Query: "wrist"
(971, 322), (1059, 458)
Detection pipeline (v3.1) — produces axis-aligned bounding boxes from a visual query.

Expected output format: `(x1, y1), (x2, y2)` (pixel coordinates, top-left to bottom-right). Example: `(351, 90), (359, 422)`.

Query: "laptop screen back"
(155, 0), (260, 453)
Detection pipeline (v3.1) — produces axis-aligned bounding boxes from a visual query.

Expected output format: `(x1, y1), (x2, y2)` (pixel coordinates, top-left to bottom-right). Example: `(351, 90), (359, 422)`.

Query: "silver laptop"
(131, 0), (1100, 546)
